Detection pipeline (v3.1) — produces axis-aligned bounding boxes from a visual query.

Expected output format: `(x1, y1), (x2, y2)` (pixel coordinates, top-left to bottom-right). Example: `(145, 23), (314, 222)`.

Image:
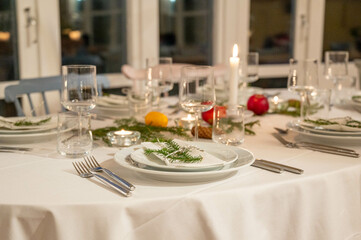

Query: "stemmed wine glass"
(238, 52), (259, 104)
(324, 51), (349, 104)
(287, 59), (319, 121)
(146, 57), (173, 107)
(61, 65), (98, 154)
(239, 52), (259, 88)
(179, 66), (215, 140)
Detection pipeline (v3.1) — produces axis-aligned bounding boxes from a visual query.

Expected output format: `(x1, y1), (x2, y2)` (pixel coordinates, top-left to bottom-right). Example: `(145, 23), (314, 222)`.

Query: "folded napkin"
(301, 117), (361, 132)
(139, 139), (237, 168)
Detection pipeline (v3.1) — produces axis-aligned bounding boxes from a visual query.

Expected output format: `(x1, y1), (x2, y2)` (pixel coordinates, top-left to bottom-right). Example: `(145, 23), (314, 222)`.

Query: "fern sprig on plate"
(144, 139), (203, 163)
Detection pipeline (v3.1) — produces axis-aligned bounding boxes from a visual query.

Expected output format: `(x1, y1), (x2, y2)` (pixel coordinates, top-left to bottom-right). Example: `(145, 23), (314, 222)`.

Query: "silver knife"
(251, 160), (283, 173)
(257, 159), (304, 174)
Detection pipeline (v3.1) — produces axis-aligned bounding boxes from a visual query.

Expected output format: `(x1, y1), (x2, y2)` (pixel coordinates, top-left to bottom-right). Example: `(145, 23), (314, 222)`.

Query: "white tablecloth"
(1, 93), (361, 240)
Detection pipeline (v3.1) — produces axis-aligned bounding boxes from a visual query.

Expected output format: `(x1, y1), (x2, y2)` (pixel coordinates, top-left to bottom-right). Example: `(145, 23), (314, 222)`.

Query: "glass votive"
(212, 105), (244, 146)
(176, 114), (196, 130)
(107, 129), (141, 147)
(305, 88), (331, 119)
(268, 95), (285, 111)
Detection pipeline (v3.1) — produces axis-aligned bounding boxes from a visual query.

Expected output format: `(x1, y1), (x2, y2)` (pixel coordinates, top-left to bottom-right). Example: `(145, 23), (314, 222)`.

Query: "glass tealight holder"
(175, 114), (196, 130)
(107, 130), (141, 147)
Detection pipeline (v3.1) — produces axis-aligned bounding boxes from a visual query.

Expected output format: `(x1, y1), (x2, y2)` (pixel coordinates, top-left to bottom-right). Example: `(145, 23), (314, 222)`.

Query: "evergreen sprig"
(144, 139), (202, 163)
(14, 117), (51, 126)
(92, 118), (190, 145)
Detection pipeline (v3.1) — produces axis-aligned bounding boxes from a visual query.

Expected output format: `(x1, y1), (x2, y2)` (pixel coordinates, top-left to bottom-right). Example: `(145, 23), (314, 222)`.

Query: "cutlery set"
(73, 156), (135, 197)
(273, 130), (359, 158)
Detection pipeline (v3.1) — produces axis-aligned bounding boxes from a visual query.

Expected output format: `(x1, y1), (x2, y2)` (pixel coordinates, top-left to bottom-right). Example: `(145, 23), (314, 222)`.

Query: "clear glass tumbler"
(212, 105), (244, 146)
(57, 111), (93, 157)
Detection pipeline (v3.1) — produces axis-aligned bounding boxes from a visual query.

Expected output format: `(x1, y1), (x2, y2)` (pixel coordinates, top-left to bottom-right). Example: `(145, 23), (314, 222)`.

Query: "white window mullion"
(126, 0), (158, 68)
(213, 0), (250, 65)
(306, 0), (325, 60)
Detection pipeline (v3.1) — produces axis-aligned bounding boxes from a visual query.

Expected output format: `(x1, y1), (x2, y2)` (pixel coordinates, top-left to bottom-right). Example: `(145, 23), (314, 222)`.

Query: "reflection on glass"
(249, 0), (294, 64)
(323, 0), (361, 60)
(60, 0), (127, 73)
(159, 0), (212, 65)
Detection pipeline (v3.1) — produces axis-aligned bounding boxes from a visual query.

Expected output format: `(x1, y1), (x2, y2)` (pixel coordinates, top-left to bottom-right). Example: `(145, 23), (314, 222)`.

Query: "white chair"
(5, 75), (110, 116)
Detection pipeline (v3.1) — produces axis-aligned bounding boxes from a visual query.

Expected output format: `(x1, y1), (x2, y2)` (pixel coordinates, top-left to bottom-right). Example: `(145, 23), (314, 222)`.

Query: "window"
(323, 0), (361, 60)
(249, 0), (294, 64)
(59, 0), (127, 73)
(159, 0), (213, 65)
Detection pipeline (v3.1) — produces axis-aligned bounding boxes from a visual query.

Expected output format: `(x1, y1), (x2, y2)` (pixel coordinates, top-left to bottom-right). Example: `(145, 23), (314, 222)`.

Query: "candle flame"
(232, 44), (239, 58)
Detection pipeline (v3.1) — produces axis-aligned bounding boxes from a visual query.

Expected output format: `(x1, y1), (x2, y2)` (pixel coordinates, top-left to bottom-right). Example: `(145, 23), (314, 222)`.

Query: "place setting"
(0, 115), (58, 144)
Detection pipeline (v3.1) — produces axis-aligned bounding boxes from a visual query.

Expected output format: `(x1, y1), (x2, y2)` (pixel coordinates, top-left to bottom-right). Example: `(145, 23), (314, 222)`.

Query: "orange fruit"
(144, 111), (168, 127)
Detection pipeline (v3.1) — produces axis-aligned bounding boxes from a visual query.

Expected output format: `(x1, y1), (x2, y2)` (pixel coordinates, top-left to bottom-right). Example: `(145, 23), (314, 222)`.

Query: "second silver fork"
(84, 156), (135, 191)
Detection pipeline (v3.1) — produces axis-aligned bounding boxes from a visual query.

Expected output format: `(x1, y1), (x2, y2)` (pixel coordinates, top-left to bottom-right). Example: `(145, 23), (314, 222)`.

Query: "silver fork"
(72, 161), (131, 197)
(272, 133), (360, 158)
(84, 156), (135, 191)
(273, 128), (358, 154)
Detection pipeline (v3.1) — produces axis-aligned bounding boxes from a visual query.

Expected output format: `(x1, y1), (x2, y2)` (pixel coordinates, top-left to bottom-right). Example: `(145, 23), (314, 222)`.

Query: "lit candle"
(114, 129), (133, 136)
(178, 114), (196, 129)
(181, 114), (196, 122)
(229, 44), (240, 107)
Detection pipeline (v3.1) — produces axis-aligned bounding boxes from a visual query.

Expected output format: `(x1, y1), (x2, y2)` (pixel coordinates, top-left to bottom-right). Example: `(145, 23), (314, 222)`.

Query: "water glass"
(305, 89), (331, 119)
(57, 111), (93, 157)
(212, 105), (244, 146)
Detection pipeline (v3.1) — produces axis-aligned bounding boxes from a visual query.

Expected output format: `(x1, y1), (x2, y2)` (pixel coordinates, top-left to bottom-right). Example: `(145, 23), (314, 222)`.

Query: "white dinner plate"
(130, 141), (239, 172)
(294, 121), (361, 136)
(0, 129), (58, 143)
(346, 99), (361, 112)
(287, 122), (361, 143)
(0, 116), (57, 134)
(114, 143), (255, 182)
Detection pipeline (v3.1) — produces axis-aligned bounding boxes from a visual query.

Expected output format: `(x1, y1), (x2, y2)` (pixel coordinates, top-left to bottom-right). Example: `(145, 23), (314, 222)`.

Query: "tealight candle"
(269, 96), (284, 110)
(177, 114), (196, 130)
(107, 129), (141, 147)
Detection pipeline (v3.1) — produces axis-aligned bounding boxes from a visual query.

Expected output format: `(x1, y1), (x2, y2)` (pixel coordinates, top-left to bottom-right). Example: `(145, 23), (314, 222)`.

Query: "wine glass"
(61, 65), (98, 156)
(287, 59), (319, 121)
(239, 52), (259, 87)
(61, 65), (98, 112)
(179, 66), (215, 140)
(146, 57), (173, 107)
(238, 52), (259, 104)
(324, 51), (349, 104)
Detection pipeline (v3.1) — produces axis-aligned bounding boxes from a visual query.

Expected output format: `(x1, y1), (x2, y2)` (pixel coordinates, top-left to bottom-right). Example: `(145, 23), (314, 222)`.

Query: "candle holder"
(175, 114), (196, 130)
(107, 130), (141, 147)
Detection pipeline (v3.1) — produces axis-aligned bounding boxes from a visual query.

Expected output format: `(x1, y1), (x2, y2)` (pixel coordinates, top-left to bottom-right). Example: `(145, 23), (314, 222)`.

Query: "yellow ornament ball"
(144, 111), (168, 127)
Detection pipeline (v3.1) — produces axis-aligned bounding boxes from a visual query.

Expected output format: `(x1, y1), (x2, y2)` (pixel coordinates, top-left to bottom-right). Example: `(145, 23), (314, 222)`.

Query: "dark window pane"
(93, 16), (110, 45)
(323, 0), (361, 60)
(250, 0), (294, 64)
(0, 0), (18, 81)
(183, 0), (208, 11)
(159, 0), (213, 65)
(60, 0), (127, 73)
(92, 0), (111, 11)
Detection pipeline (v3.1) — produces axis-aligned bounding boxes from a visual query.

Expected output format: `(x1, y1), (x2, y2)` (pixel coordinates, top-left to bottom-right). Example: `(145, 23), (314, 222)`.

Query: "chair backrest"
(5, 75), (110, 116)
(121, 63), (228, 82)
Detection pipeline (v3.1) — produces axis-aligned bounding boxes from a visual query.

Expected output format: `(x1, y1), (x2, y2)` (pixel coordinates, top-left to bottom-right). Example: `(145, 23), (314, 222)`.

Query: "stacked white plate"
(0, 115), (58, 143)
(347, 95), (361, 112)
(95, 95), (129, 116)
(114, 139), (255, 182)
(287, 117), (361, 142)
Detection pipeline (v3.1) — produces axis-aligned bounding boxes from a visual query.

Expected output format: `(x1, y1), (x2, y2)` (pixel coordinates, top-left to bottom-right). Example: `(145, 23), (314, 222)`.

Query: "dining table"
(0, 89), (361, 240)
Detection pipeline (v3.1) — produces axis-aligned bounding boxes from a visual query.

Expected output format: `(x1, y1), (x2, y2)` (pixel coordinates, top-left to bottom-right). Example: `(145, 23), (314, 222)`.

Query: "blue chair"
(5, 75), (110, 116)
